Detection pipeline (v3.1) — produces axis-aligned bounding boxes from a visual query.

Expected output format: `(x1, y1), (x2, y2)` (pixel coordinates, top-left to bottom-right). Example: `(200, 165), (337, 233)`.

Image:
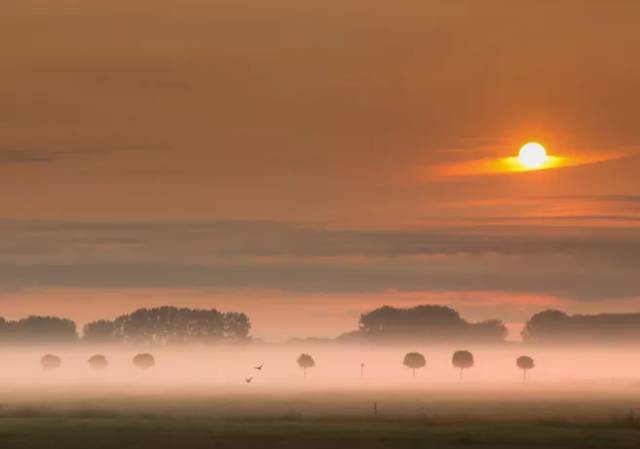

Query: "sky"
(2, 0), (640, 340)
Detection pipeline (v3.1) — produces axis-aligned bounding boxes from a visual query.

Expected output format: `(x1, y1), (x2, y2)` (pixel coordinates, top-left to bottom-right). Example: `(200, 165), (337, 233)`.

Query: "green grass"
(0, 391), (639, 448)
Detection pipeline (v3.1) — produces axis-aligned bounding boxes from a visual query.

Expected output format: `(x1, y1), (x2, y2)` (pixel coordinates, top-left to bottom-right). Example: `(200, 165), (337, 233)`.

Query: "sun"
(518, 142), (548, 169)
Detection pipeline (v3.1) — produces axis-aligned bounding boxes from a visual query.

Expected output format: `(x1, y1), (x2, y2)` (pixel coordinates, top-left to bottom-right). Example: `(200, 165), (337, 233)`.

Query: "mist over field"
(3, 342), (640, 448)
(2, 343), (639, 390)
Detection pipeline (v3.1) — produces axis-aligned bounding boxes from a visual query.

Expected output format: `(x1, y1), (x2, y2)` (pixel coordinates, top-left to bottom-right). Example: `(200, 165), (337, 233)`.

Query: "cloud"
(431, 150), (636, 178)
(0, 220), (638, 300)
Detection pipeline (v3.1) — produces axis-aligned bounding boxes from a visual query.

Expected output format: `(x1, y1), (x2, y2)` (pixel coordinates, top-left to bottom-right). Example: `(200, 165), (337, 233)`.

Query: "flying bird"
(245, 377), (253, 383)
(254, 364), (264, 370)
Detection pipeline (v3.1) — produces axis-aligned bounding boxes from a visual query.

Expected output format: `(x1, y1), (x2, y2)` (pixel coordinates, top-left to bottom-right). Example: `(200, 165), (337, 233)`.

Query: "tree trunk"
(303, 367), (307, 379)
(523, 369), (527, 383)
(459, 368), (464, 381)
(412, 368), (416, 379)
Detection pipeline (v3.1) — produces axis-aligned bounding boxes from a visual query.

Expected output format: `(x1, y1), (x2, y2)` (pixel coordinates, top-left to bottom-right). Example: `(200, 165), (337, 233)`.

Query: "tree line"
(522, 309), (640, 343)
(338, 305), (508, 343)
(0, 306), (250, 344)
(38, 350), (537, 383)
(3, 304), (640, 345)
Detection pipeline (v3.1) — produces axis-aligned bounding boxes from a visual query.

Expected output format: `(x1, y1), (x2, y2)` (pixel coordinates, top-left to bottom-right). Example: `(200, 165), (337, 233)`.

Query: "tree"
(132, 353), (155, 370)
(522, 309), (640, 343)
(354, 305), (507, 343)
(222, 312), (251, 341)
(452, 350), (474, 380)
(6, 316), (77, 342)
(403, 352), (426, 379)
(41, 354), (61, 372)
(297, 353), (315, 378)
(88, 354), (109, 370)
(83, 320), (116, 343)
(359, 305), (467, 341)
(516, 355), (535, 382)
(87, 307), (251, 345)
(522, 310), (571, 343)
(470, 319), (509, 342)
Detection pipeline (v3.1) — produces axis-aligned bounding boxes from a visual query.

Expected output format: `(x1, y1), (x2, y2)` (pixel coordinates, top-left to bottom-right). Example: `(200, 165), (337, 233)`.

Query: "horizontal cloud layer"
(0, 220), (638, 300)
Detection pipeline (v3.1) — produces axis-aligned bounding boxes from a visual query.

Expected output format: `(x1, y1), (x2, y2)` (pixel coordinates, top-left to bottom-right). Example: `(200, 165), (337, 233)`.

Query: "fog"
(2, 343), (638, 396)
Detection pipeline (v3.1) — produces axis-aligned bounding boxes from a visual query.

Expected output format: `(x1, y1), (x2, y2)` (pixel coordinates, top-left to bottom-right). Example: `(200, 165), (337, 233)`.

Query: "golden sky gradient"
(2, 0), (640, 339)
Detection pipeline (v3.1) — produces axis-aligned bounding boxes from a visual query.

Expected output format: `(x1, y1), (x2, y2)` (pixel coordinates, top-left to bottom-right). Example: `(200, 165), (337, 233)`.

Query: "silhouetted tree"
(355, 305), (507, 343)
(0, 316), (77, 342)
(523, 309), (640, 343)
(516, 355), (535, 382)
(41, 354), (61, 372)
(360, 362), (365, 379)
(522, 310), (572, 343)
(452, 350), (474, 380)
(88, 354), (109, 370)
(222, 312), (251, 341)
(297, 353), (315, 378)
(83, 320), (116, 343)
(470, 319), (509, 341)
(403, 352), (426, 378)
(132, 353), (155, 370)
(92, 307), (251, 345)
(360, 305), (466, 341)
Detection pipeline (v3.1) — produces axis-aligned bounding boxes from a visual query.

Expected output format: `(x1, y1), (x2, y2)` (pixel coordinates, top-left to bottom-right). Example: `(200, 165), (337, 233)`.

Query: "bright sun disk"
(518, 142), (548, 169)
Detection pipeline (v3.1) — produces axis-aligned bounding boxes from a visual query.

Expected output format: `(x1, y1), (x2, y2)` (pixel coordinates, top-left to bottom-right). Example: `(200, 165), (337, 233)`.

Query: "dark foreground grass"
(0, 391), (639, 448)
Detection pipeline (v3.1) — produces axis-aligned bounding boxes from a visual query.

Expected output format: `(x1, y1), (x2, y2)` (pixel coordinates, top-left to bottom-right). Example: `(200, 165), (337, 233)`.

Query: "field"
(1, 345), (640, 448)
(1, 387), (640, 448)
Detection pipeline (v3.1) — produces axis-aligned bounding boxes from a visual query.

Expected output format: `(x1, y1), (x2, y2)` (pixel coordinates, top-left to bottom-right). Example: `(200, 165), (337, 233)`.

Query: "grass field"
(1, 387), (640, 448)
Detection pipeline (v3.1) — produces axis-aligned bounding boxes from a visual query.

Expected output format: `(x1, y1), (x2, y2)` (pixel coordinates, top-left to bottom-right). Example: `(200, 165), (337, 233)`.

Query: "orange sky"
(1, 0), (640, 340)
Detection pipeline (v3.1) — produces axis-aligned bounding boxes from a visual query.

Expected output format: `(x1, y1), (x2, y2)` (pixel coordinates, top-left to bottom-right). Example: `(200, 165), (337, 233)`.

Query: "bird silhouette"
(245, 377), (253, 383)
(254, 364), (264, 370)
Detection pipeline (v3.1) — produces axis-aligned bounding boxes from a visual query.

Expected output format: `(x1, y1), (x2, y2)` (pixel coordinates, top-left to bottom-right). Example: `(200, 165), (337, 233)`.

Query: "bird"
(254, 364), (264, 370)
(245, 377), (253, 383)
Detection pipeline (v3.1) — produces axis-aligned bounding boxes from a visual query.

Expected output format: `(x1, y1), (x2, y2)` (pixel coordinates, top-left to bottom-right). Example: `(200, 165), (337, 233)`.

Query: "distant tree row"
(402, 350), (535, 382)
(39, 351), (536, 383)
(339, 305), (508, 343)
(0, 316), (77, 342)
(522, 309), (640, 343)
(6, 305), (640, 345)
(0, 307), (251, 345)
(40, 353), (154, 372)
(84, 307), (250, 344)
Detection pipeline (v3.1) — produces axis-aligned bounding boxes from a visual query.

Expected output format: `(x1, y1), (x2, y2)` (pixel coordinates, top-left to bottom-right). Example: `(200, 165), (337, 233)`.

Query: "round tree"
(516, 355), (535, 382)
(41, 354), (61, 372)
(403, 352), (426, 379)
(297, 353), (315, 378)
(132, 353), (155, 370)
(88, 354), (109, 370)
(452, 350), (474, 380)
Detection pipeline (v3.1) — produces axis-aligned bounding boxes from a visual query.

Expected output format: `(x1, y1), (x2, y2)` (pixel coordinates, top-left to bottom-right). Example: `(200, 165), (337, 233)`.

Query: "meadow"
(1, 344), (640, 448)
(1, 387), (640, 448)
